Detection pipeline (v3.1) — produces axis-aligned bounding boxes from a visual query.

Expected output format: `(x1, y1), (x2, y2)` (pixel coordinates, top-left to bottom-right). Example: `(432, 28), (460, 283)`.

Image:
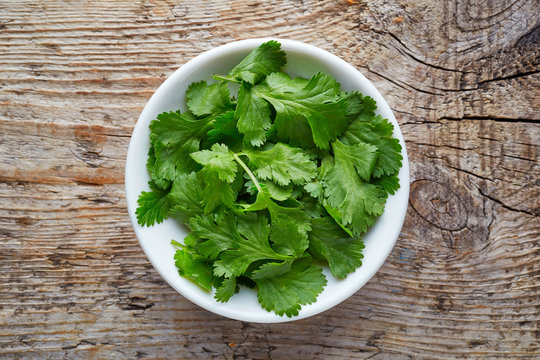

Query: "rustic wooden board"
(1, 0), (539, 358)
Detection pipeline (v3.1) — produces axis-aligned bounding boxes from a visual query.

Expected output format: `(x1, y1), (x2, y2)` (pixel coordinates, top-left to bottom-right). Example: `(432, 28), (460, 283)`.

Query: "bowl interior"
(125, 38), (409, 323)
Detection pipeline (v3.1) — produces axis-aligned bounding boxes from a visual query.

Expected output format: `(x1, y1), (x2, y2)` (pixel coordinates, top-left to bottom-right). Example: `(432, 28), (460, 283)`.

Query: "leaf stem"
(170, 239), (185, 249)
(211, 74), (241, 83)
(233, 153), (262, 192)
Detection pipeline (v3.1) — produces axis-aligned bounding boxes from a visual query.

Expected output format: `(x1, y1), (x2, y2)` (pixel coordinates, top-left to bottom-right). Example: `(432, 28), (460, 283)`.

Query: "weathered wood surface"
(1, 0), (539, 358)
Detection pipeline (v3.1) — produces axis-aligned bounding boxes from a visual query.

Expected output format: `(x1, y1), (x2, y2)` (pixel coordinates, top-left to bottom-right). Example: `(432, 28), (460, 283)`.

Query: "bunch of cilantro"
(136, 41), (402, 317)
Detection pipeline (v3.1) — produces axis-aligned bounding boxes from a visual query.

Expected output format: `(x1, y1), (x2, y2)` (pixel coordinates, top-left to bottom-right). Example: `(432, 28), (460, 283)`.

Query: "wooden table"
(1, 1), (539, 358)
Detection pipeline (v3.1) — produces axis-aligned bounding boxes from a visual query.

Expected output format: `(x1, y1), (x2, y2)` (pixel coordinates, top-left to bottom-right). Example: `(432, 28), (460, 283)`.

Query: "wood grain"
(1, 0), (539, 358)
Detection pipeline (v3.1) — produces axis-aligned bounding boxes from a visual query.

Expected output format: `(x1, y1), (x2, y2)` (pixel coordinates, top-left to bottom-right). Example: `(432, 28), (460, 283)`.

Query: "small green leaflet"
(259, 72), (349, 149)
(375, 174), (400, 195)
(342, 115), (403, 178)
(189, 211), (239, 259)
(214, 277), (237, 303)
(244, 143), (316, 186)
(255, 257), (327, 317)
(309, 217), (364, 279)
(345, 91), (376, 121)
(251, 260), (293, 280)
(331, 140), (378, 181)
(226, 40), (286, 84)
(136, 184), (170, 227)
(323, 140), (387, 235)
(207, 111), (242, 150)
(212, 213), (291, 278)
(149, 111), (209, 181)
(235, 83), (273, 146)
(190, 143), (237, 183)
(174, 248), (214, 292)
(167, 172), (206, 224)
(186, 81), (232, 117)
(242, 190), (311, 257)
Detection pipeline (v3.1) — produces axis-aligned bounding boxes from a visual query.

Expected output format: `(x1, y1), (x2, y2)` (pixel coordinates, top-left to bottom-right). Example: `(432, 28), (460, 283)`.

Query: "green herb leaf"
(244, 143), (316, 186)
(374, 174), (401, 195)
(227, 40), (286, 84)
(255, 257), (327, 317)
(190, 143), (237, 183)
(186, 81), (232, 116)
(235, 82), (273, 147)
(259, 72), (349, 149)
(251, 261), (293, 280)
(149, 111), (211, 181)
(167, 172), (206, 224)
(207, 110), (242, 150)
(212, 213), (291, 278)
(174, 248), (213, 292)
(214, 276), (237, 303)
(343, 115), (403, 178)
(242, 191), (311, 257)
(135, 185), (170, 227)
(331, 139), (378, 181)
(309, 217), (364, 279)
(323, 140), (387, 235)
(189, 211), (239, 259)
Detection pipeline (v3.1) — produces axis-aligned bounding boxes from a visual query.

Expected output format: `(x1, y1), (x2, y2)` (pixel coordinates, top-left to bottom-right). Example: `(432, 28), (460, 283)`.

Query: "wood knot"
(409, 180), (468, 231)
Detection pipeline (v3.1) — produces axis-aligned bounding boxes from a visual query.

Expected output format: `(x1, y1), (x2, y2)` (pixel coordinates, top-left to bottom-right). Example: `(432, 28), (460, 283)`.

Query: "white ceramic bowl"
(125, 38), (409, 323)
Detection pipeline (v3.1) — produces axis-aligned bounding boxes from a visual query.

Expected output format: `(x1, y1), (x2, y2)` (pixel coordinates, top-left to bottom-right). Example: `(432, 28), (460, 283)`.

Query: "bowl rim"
(125, 38), (410, 323)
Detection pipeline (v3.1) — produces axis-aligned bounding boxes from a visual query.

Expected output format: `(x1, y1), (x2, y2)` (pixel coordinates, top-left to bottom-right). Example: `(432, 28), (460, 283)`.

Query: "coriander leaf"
(146, 145), (171, 190)
(263, 72), (308, 93)
(345, 92), (376, 121)
(227, 40), (286, 84)
(199, 171), (238, 213)
(331, 139), (378, 181)
(304, 181), (324, 199)
(207, 111), (242, 150)
(189, 144), (240, 212)
(251, 260), (292, 280)
(299, 195), (326, 219)
(214, 277), (237, 303)
(374, 138), (403, 178)
(150, 111), (204, 147)
(136, 185), (170, 227)
(213, 213), (290, 278)
(322, 202), (354, 237)
(182, 233), (198, 248)
(342, 115), (403, 178)
(322, 141), (387, 235)
(190, 143), (237, 183)
(174, 248), (213, 292)
(168, 172), (205, 224)
(259, 72), (348, 149)
(371, 114), (395, 137)
(244, 143), (317, 186)
(303, 154), (335, 200)
(186, 81), (232, 116)
(273, 115), (315, 149)
(149, 111), (212, 181)
(235, 82), (272, 146)
(264, 181), (292, 201)
(375, 174), (400, 195)
(189, 211), (239, 259)
(309, 217), (364, 279)
(255, 257), (326, 317)
(242, 191), (311, 257)
(245, 179), (293, 201)
(269, 204), (311, 257)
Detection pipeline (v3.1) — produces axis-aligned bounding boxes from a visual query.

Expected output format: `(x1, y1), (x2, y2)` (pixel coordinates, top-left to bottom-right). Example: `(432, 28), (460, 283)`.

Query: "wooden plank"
(0, 0), (538, 358)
